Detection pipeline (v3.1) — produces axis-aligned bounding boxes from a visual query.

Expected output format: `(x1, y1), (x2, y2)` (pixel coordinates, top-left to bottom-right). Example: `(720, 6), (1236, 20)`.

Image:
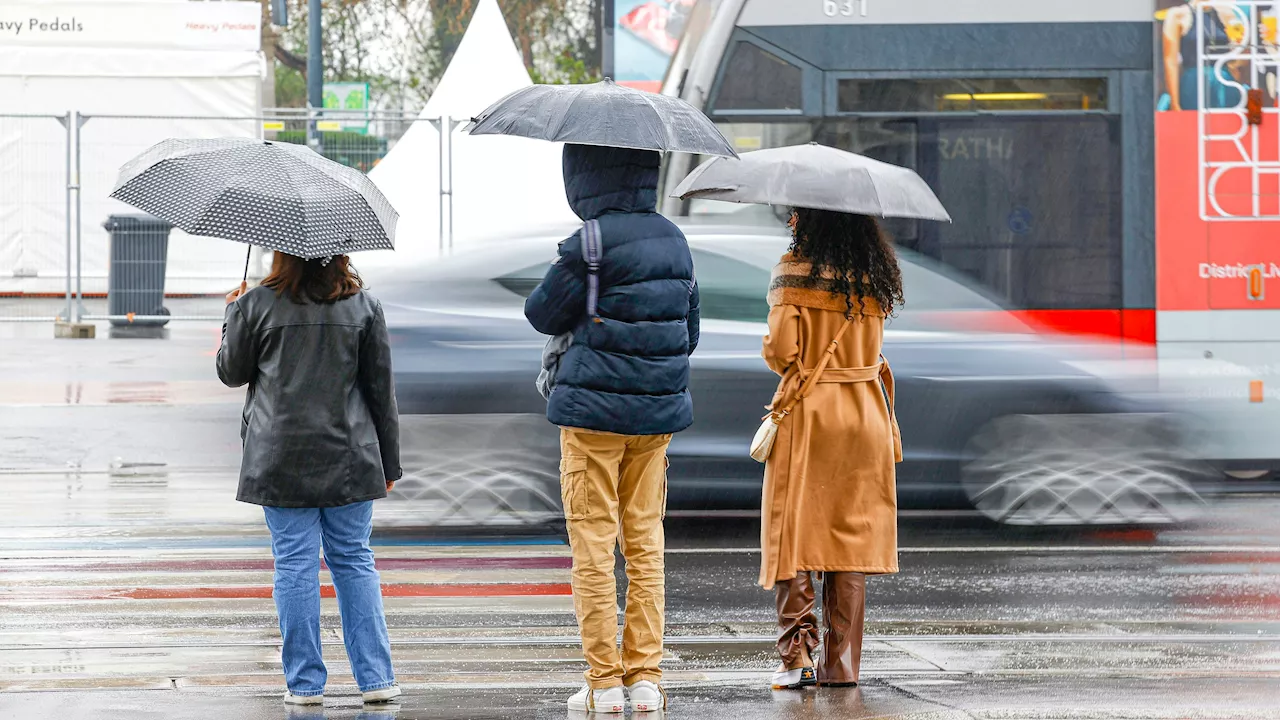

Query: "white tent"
(0, 0), (264, 295)
(361, 0), (576, 270)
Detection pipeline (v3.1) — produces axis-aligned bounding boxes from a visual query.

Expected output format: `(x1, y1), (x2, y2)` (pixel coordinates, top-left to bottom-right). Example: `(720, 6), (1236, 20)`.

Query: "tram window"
(683, 114), (1123, 312)
(836, 78), (1108, 113)
(926, 115), (1124, 310)
(713, 42), (803, 111)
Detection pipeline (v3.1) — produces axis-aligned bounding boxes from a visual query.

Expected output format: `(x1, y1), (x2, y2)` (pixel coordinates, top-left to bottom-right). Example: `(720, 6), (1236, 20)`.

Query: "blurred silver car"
(367, 225), (1212, 529)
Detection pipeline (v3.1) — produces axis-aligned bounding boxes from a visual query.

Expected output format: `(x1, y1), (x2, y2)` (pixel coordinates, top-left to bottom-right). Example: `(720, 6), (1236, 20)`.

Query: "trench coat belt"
(797, 362), (883, 384)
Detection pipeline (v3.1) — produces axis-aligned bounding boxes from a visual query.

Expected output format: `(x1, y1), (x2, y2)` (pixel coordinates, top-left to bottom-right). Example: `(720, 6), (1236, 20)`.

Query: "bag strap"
(581, 219), (602, 318)
(774, 314), (856, 418)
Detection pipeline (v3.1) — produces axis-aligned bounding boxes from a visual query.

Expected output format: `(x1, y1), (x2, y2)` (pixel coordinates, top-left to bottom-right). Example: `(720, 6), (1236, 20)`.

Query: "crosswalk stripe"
(0, 556), (572, 573)
(3, 582), (573, 601)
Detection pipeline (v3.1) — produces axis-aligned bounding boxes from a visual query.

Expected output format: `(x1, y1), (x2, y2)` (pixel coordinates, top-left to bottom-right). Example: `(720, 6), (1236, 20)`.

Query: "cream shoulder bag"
(750, 316), (855, 463)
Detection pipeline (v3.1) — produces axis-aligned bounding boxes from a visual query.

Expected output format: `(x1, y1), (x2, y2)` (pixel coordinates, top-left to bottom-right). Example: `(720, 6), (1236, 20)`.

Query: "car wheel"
(960, 413), (1211, 526)
(374, 414), (562, 528)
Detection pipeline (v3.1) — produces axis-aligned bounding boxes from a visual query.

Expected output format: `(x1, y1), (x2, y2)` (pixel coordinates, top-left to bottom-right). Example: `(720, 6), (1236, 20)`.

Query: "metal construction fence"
(0, 112), (74, 322)
(0, 108), (433, 326)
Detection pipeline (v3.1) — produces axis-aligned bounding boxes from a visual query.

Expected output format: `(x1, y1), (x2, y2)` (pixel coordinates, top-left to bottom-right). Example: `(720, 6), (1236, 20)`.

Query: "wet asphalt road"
(2, 323), (1280, 718)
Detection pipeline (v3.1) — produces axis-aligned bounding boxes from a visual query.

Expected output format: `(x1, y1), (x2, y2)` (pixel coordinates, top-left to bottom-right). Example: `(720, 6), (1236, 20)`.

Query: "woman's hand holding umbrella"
(225, 282), (247, 305)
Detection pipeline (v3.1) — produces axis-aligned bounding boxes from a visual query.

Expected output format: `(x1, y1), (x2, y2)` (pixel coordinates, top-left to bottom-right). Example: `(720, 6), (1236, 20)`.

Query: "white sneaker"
(566, 685), (626, 714)
(283, 691), (324, 706)
(362, 685), (403, 704)
(626, 680), (667, 712)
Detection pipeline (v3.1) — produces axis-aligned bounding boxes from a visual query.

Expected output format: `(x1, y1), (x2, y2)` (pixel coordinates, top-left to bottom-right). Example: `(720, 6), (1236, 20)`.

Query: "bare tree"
(275, 0), (434, 110)
(430, 0), (600, 83)
(272, 0), (600, 110)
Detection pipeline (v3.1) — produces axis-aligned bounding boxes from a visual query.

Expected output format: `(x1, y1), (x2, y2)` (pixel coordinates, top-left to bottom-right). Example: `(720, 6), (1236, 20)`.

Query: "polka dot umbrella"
(110, 137), (398, 282)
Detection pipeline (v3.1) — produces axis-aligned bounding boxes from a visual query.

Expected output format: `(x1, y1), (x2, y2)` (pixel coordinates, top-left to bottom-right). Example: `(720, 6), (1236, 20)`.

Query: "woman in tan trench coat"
(760, 208), (903, 691)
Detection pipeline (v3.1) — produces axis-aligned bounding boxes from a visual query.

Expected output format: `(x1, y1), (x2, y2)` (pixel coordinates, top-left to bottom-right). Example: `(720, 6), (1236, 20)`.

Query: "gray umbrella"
(671, 142), (951, 222)
(111, 137), (398, 264)
(465, 79), (737, 157)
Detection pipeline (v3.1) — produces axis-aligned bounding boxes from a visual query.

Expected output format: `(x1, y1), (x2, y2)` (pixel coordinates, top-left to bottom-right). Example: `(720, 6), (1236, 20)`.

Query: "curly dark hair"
(789, 208), (905, 316)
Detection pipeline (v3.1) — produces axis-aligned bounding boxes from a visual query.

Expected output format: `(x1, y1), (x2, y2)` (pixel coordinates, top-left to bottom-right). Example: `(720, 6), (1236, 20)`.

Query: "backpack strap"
(581, 219), (602, 318)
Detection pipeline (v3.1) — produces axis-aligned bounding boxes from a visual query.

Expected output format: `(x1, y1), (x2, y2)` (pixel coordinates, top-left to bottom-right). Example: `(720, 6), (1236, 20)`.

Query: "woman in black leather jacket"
(217, 252), (402, 707)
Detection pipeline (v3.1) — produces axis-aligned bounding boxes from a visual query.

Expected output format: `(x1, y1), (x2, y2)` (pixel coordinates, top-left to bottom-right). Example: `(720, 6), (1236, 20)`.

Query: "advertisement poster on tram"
(614, 0), (698, 91)
(1153, 0), (1280, 312)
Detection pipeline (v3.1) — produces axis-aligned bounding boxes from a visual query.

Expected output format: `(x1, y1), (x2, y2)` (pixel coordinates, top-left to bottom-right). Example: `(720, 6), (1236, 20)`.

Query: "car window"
(690, 249), (771, 322)
(896, 248), (1006, 311)
(492, 250), (771, 323)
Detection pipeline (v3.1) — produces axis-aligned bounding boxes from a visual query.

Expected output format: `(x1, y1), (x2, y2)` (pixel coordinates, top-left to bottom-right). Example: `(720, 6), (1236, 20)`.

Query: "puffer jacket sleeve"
(687, 277), (701, 355)
(359, 299), (402, 481)
(524, 233), (587, 336)
(216, 301), (257, 388)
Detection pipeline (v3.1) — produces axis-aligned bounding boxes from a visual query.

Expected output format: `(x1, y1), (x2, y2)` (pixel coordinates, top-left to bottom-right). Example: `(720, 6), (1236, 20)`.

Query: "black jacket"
(524, 144), (700, 436)
(216, 286), (402, 507)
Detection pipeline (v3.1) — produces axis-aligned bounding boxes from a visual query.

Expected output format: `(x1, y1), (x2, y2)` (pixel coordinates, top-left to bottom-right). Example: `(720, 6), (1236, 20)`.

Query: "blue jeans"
(264, 501), (396, 695)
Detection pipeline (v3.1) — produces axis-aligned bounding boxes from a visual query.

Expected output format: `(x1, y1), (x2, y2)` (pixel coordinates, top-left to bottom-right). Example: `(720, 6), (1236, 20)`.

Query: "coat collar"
(768, 253), (885, 317)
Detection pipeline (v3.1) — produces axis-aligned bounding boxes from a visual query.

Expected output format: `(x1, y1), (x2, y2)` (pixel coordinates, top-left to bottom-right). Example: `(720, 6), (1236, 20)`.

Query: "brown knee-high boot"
(818, 572), (866, 687)
(774, 572), (818, 680)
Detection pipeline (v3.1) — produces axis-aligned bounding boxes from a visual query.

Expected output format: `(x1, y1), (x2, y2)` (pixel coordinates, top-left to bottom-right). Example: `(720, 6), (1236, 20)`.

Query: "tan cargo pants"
(559, 427), (671, 689)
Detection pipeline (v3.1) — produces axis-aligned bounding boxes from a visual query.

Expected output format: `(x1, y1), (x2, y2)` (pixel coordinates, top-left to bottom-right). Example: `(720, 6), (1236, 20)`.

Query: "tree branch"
(275, 44), (308, 74)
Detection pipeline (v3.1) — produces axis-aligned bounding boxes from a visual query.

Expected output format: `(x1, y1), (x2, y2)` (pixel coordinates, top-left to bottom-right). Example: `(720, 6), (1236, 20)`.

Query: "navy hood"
(562, 144), (660, 221)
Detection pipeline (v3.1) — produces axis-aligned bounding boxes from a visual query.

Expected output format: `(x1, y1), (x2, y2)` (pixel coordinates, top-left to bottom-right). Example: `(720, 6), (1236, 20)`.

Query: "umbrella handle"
(231, 245), (251, 301)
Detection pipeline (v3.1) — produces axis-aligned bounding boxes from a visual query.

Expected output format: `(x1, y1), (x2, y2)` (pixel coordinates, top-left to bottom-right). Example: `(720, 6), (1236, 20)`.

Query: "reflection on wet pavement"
(3, 463), (1279, 706)
(5, 678), (1280, 719)
(0, 380), (242, 406)
(2, 327), (1279, 718)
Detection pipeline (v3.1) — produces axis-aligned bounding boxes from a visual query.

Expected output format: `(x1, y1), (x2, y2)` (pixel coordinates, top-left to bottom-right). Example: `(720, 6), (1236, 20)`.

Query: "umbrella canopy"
(465, 78), (737, 157)
(670, 143), (951, 222)
(111, 137), (398, 260)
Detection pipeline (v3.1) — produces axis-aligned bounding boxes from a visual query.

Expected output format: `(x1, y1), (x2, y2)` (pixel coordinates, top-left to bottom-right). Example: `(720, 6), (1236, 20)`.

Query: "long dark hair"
(789, 208), (904, 316)
(261, 253), (363, 304)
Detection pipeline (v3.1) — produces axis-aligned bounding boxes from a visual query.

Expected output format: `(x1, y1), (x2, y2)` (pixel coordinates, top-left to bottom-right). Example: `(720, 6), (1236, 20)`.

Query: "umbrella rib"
(127, 144), (240, 232)
(206, 147), (273, 222)
(192, 147), (305, 253)
(186, 153), (268, 238)
(865, 167), (886, 215)
(552, 87), (588, 142)
(631, 90), (668, 150)
(278, 152), (324, 258)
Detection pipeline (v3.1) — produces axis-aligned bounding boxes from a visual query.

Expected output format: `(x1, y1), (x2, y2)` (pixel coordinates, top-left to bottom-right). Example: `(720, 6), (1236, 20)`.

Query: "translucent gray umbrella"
(670, 143), (951, 222)
(111, 138), (399, 272)
(465, 79), (737, 157)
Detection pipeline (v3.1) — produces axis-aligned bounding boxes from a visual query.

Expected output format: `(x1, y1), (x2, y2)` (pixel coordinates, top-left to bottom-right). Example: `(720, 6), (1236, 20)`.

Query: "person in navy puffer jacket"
(525, 143), (699, 712)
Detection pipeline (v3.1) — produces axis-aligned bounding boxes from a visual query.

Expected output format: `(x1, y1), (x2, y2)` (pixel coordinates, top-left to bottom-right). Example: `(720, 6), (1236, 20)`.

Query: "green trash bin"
(103, 214), (172, 327)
